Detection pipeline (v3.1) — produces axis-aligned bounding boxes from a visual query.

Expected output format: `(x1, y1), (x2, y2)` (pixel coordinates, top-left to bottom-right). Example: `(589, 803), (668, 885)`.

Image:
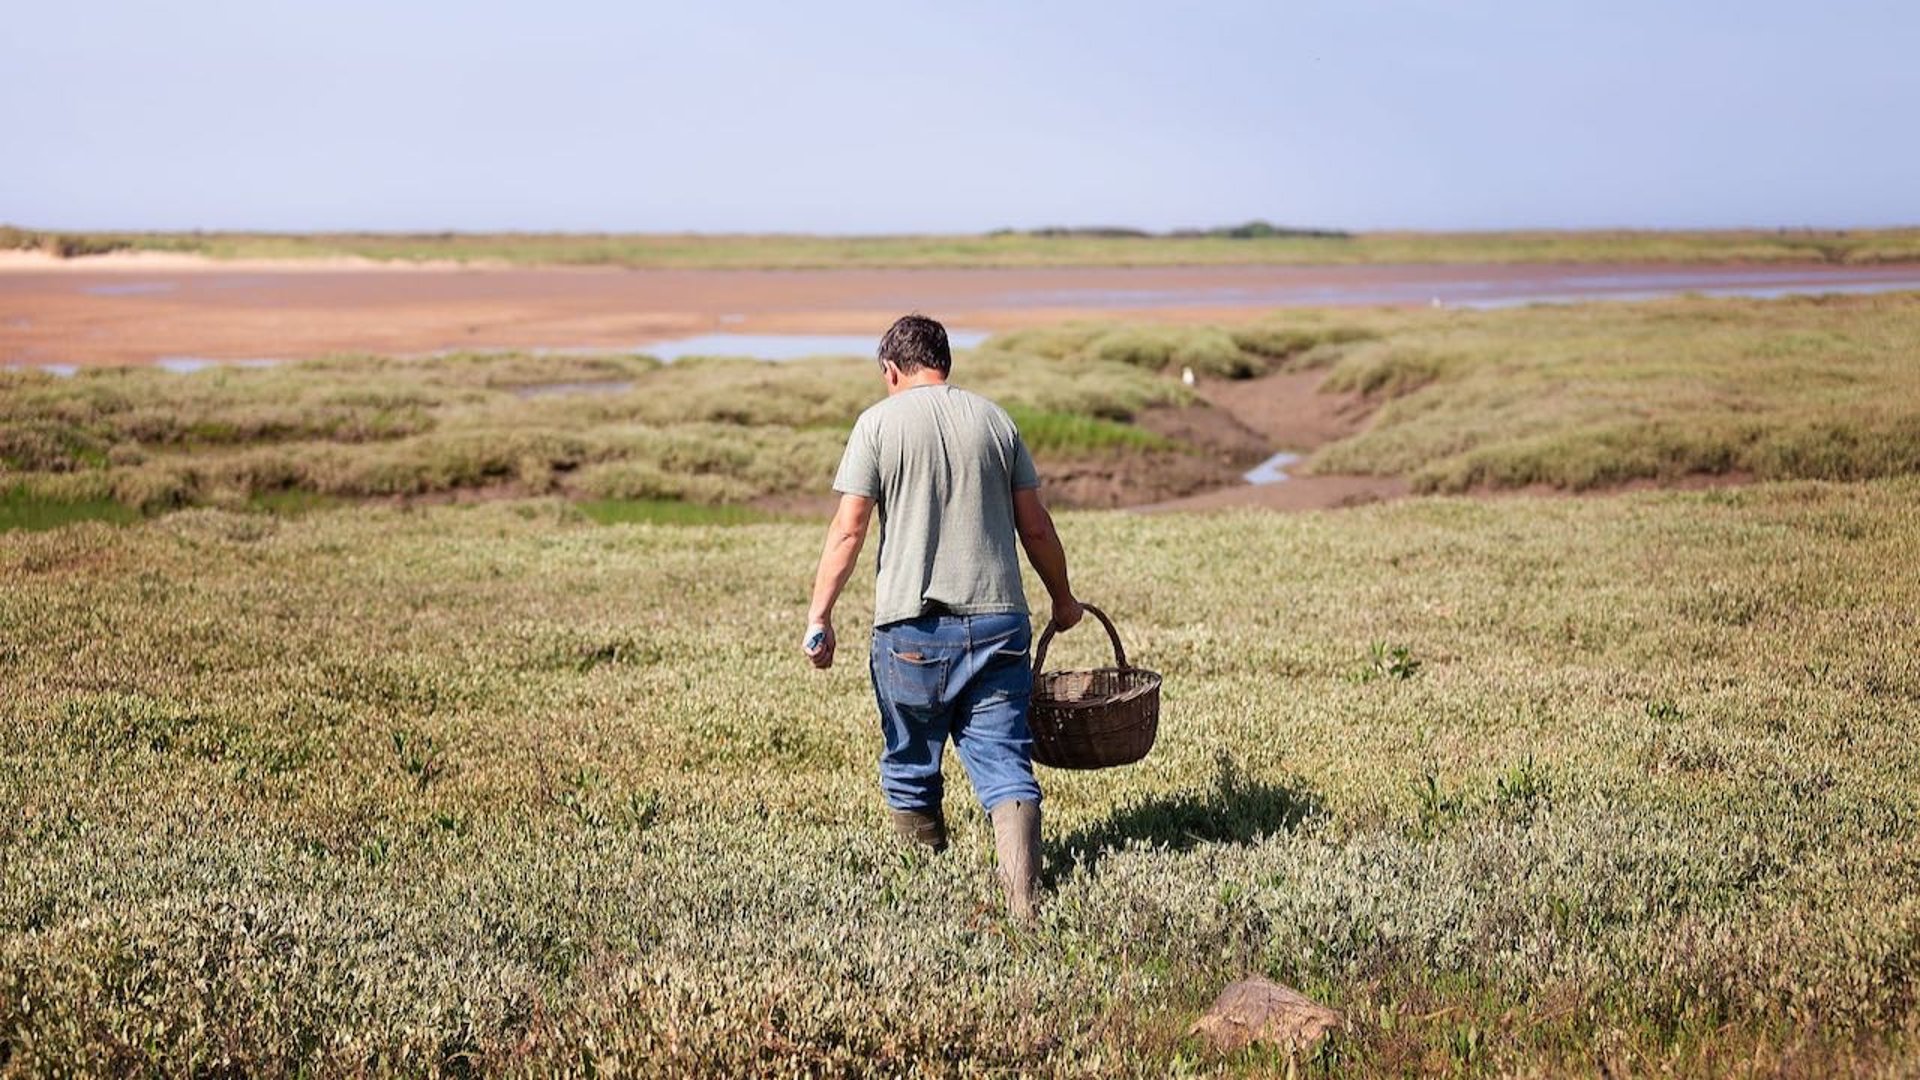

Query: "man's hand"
(805, 494), (872, 672)
(1050, 597), (1085, 632)
(804, 620), (837, 670)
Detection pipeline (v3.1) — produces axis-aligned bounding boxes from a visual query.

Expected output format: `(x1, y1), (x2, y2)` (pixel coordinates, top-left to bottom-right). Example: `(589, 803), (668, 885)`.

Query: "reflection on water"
(1244, 451), (1302, 485)
(155, 356), (281, 373)
(80, 281), (177, 297)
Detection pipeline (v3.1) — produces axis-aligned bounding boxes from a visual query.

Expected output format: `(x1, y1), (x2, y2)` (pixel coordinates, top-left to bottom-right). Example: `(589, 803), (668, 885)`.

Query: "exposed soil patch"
(1135, 403), (1271, 469)
(1039, 449), (1249, 509)
(1191, 369), (1374, 450)
(1133, 368), (1407, 512)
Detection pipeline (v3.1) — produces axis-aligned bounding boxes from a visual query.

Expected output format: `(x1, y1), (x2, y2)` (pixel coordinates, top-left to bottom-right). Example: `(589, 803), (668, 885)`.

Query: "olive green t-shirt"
(832, 384), (1040, 627)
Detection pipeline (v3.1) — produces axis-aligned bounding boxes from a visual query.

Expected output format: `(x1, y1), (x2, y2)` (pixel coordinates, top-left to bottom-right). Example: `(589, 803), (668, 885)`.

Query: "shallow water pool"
(1244, 451), (1302, 485)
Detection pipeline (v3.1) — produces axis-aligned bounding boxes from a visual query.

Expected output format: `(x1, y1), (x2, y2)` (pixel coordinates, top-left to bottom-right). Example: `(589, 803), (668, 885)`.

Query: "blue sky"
(4, 1), (1915, 232)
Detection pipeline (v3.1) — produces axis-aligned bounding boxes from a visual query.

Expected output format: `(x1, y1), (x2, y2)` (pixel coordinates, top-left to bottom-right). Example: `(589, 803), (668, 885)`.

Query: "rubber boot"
(990, 798), (1042, 923)
(891, 807), (949, 854)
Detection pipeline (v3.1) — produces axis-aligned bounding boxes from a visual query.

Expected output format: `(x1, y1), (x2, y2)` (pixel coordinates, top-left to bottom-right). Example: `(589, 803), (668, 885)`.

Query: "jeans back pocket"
(884, 647), (947, 708)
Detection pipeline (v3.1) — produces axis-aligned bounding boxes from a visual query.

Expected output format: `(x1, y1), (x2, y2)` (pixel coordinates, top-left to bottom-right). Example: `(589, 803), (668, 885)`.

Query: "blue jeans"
(869, 610), (1042, 814)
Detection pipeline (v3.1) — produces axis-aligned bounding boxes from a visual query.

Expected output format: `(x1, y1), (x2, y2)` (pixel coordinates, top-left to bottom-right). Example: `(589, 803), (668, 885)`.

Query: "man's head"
(877, 314), (952, 391)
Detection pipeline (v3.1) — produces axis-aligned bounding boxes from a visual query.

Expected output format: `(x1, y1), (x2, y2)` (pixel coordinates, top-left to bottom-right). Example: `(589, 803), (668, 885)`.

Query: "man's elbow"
(1016, 516), (1056, 546)
(832, 522), (869, 551)
(1013, 489), (1057, 544)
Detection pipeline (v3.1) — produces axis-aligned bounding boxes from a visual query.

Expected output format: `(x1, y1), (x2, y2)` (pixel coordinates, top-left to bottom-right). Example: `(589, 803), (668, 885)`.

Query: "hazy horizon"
(8, 223), (1920, 238)
(6, 1), (1917, 234)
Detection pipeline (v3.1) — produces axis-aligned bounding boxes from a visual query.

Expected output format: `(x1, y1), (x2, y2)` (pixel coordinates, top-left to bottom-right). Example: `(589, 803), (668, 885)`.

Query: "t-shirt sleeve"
(832, 414), (881, 498)
(1009, 429), (1040, 490)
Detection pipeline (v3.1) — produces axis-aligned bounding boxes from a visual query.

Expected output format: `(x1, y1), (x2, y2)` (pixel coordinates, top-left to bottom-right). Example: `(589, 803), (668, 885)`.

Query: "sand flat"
(6, 260), (1920, 367)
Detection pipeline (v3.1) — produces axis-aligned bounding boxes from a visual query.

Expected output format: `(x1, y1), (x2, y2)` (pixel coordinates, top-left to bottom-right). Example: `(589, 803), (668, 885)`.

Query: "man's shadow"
(1045, 751), (1324, 881)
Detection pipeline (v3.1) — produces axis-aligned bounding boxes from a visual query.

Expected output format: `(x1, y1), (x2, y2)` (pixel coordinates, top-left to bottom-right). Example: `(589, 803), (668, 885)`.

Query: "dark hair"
(877, 314), (952, 376)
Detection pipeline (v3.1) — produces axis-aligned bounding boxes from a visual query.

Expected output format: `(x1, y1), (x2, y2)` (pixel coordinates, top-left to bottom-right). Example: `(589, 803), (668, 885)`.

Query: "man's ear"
(881, 360), (899, 388)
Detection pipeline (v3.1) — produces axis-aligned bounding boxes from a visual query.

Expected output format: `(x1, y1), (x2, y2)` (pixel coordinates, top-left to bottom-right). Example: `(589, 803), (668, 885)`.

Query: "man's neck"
(889, 372), (948, 396)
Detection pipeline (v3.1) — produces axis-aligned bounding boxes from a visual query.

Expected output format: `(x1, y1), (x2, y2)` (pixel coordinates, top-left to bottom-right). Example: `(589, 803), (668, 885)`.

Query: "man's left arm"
(804, 493), (875, 669)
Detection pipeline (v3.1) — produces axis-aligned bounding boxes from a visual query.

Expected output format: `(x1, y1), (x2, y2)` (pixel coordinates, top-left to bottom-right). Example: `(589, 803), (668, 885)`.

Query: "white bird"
(1430, 297), (1445, 309)
(1181, 366), (1196, 387)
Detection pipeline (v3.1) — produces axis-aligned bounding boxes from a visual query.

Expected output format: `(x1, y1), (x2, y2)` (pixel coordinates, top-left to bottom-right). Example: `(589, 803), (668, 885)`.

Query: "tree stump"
(1189, 976), (1342, 1055)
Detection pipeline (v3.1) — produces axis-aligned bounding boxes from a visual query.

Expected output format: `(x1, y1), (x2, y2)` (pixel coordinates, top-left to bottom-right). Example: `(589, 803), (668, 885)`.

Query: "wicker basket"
(1029, 604), (1161, 770)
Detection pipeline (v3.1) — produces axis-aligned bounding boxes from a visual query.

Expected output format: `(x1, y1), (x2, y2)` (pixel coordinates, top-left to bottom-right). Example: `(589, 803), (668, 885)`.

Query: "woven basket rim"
(1033, 685), (1157, 710)
(1033, 666), (1161, 709)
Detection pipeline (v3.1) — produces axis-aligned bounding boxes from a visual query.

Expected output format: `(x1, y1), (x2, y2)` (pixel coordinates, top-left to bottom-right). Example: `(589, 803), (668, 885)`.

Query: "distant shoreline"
(4, 225), (1919, 271)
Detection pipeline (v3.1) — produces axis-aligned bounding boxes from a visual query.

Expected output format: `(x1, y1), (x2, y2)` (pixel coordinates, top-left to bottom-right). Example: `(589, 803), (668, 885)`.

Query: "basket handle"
(1034, 603), (1129, 675)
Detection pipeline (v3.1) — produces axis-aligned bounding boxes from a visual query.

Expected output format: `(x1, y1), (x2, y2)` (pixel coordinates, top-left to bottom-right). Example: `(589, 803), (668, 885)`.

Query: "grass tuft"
(0, 487), (142, 532)
(1005, 405), (1172, 454)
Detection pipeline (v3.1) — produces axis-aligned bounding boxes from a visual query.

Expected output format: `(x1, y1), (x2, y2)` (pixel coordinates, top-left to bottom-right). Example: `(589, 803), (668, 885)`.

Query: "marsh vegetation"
(3, 479), (1918, 1074)
(6, 292), (1920, 527)
(4, 291), (1920, 1073)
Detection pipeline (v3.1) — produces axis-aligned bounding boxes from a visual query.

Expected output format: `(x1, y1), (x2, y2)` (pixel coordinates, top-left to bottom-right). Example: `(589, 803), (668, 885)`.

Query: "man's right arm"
(803, 493), (874, 670)
(1013, 487), (1083, 631)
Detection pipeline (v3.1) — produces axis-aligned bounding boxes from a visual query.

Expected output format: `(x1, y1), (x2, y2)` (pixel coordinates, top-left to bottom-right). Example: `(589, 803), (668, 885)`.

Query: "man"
(803, 313), (1083, 921)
